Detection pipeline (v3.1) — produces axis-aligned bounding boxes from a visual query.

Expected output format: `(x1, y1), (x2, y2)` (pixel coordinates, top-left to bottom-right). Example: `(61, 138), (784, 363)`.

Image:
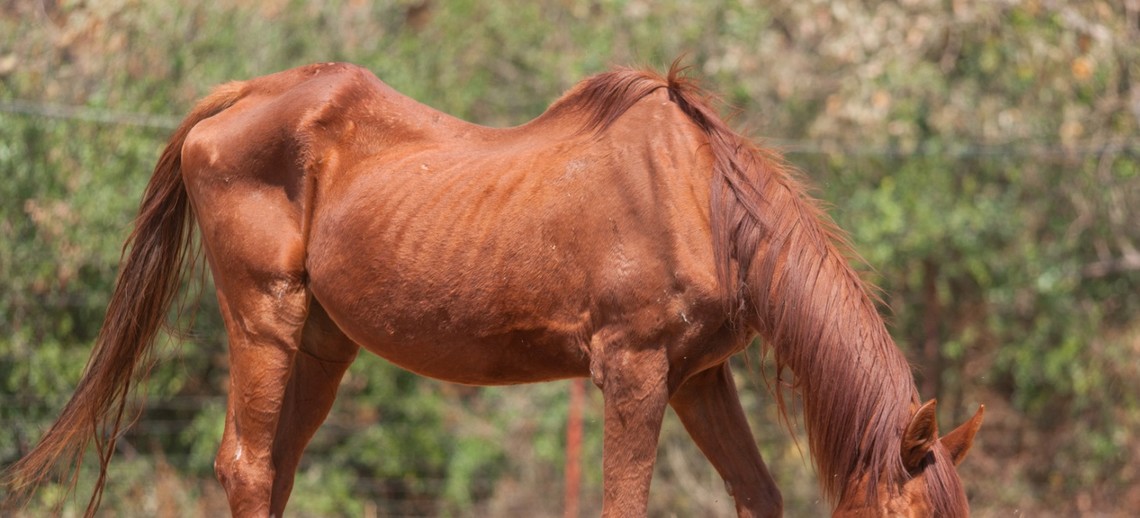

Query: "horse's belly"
(353, 331), (589, 385)
(306, 263), (592, 385)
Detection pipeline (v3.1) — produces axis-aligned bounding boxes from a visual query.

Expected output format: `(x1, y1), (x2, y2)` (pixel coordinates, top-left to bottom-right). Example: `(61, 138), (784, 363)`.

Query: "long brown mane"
(668, 66), (967, 515)
(561, 63), (967, 514)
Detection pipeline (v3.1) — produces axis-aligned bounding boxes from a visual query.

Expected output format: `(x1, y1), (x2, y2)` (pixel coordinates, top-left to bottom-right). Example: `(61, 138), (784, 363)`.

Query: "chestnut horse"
(3, 62), (983, 516)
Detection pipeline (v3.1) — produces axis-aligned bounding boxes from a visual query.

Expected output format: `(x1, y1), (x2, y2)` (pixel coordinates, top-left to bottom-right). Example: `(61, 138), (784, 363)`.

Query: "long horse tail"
(2, 82), (246, 516)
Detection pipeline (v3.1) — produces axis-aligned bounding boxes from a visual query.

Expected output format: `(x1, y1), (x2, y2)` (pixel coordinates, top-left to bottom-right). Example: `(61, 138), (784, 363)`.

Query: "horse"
(3, 61), (983, 517)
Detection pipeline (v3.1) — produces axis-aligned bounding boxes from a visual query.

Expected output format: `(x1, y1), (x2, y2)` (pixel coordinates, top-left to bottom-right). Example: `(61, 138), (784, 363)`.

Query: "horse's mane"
(552, 63), (967, 515)
(542, 65), (669, 135)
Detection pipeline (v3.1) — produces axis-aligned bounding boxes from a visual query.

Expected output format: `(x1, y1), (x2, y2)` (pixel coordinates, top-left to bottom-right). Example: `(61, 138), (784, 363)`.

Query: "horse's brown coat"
(3, 62), (982, 517)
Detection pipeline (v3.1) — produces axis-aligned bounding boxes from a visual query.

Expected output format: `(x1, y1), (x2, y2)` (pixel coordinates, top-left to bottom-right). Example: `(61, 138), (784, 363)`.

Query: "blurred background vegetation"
(2, 0), (1138, 516)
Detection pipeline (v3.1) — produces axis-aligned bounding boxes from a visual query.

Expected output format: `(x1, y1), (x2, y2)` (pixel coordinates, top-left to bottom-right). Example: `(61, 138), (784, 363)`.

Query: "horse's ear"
(941, 404), (985, 466)
(901, 399), (939, 471)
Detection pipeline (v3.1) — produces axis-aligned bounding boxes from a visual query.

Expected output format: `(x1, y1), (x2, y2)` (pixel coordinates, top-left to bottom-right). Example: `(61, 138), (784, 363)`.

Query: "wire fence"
(4, 98), (1139, 159)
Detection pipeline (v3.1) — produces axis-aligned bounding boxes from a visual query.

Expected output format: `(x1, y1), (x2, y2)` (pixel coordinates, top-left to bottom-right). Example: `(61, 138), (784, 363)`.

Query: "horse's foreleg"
(597, 345), (670, 517)
(670, 363), (782, 518)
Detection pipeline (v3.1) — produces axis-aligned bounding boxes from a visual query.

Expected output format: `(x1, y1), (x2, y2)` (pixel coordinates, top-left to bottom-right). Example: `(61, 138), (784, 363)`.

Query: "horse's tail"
(2, 82), (246, 516)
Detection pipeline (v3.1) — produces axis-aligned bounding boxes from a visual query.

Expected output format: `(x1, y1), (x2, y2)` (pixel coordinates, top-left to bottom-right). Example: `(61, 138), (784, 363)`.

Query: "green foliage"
(3, 0), (1139, 515)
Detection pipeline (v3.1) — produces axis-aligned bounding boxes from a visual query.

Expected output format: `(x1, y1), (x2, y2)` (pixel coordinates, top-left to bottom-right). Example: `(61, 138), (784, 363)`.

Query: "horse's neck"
(744, 176), (916, 499)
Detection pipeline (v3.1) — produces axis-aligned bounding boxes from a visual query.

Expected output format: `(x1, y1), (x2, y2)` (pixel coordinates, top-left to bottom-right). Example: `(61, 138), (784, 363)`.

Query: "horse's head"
(834, 400), (985, 517)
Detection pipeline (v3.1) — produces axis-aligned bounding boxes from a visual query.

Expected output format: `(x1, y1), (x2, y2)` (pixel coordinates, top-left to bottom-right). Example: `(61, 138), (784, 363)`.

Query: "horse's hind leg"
(209, 262), (309, 517)
(268, 301), (359, 514)
(208, 242), (356, 517)
(670, 363), (782, 518)
(190, 176), (318, 515)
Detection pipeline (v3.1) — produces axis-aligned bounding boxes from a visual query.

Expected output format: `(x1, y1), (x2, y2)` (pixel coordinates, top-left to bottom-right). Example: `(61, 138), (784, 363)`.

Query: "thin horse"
(4, 62), (983, 517)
